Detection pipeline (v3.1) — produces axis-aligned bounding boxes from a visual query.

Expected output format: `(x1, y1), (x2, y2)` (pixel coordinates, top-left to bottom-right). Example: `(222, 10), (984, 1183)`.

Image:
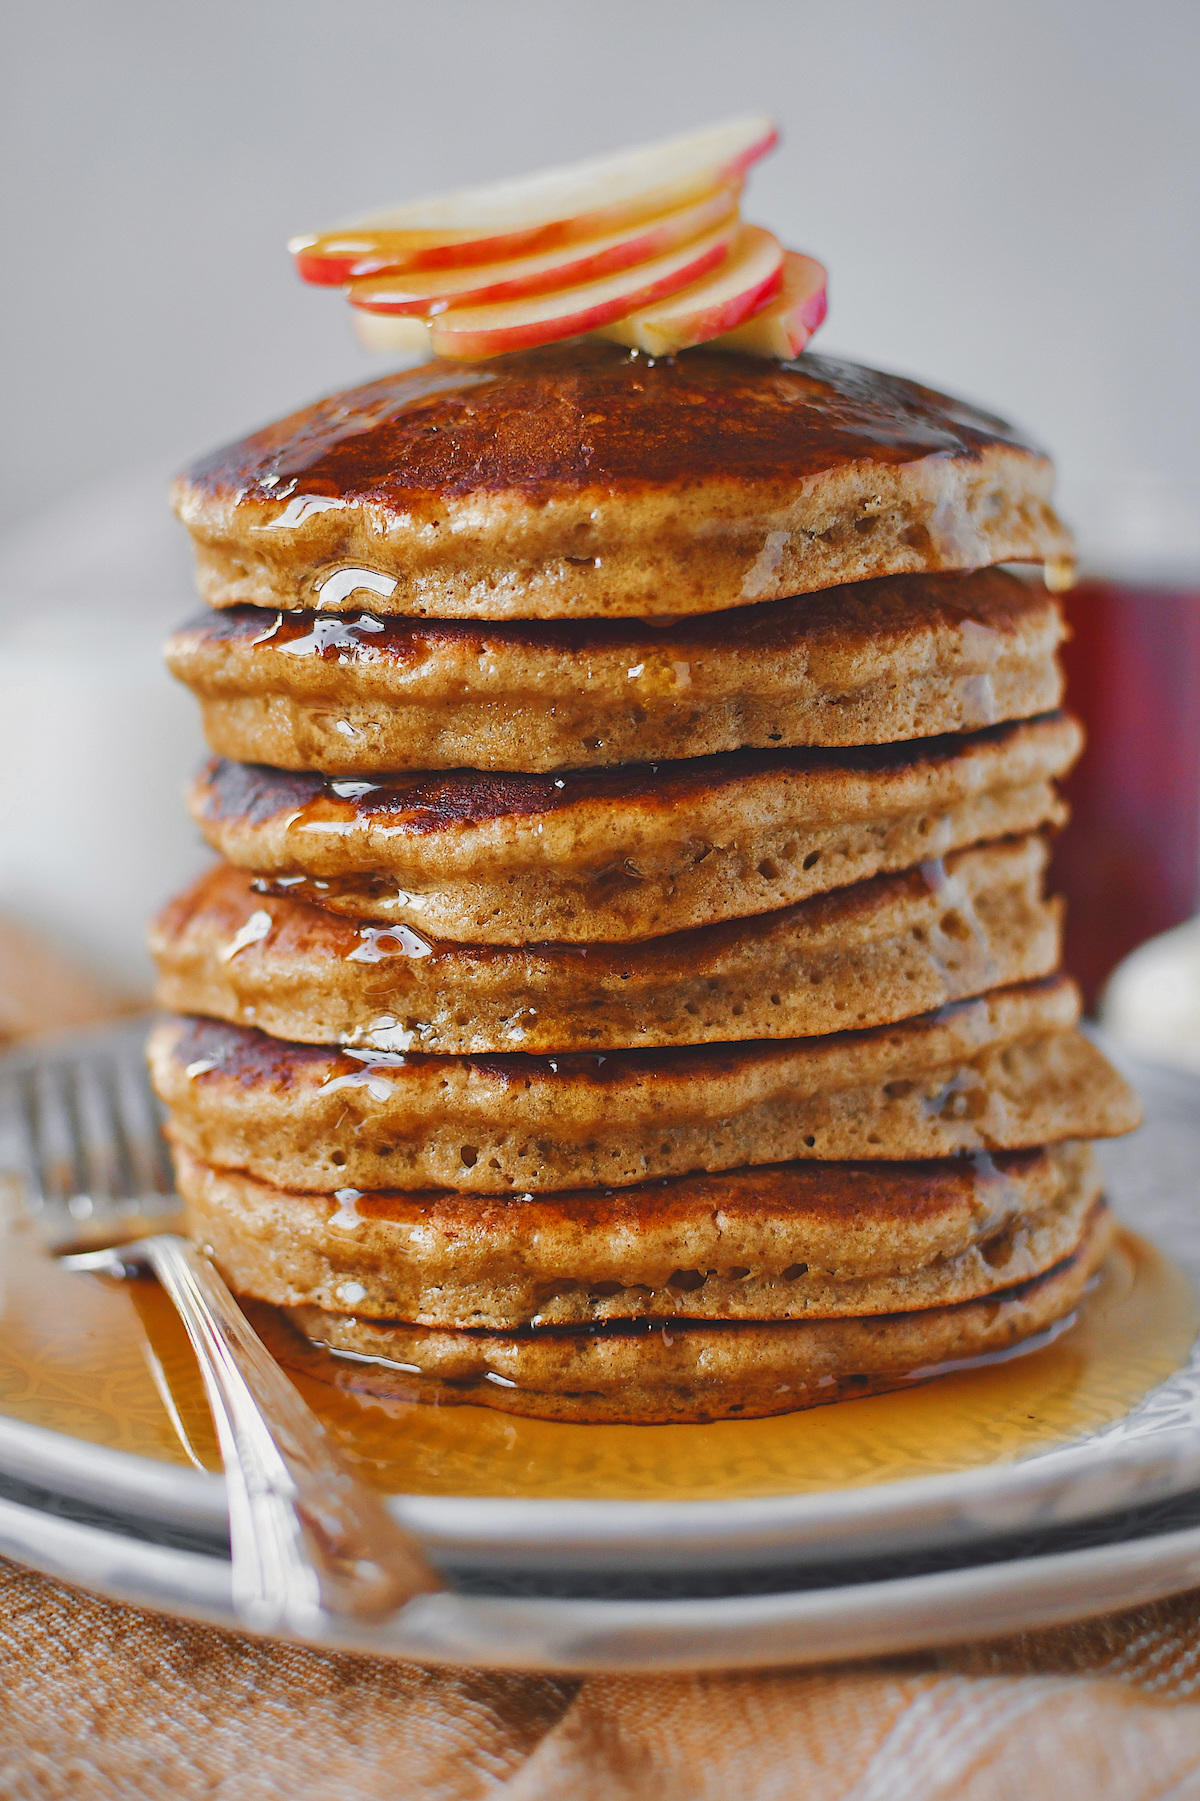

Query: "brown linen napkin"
(4, 1558), (1200, 1800)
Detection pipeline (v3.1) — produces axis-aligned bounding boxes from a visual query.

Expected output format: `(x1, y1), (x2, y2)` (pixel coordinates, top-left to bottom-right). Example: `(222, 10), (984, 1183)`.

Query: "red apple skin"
(290, 123), (778, 286)
(674, 259), (783, 344)
(796, 283), (828, 341)
(598, 226), (785, 355)
(345, 187), (740, 316)
(427, 231), (734, 360)
(723, 122), (779, 180)
(706, 252), (828, 358)
(355, 246), (827, 365)
(292, 180), (730, 287)
(291, 241), (371, 286)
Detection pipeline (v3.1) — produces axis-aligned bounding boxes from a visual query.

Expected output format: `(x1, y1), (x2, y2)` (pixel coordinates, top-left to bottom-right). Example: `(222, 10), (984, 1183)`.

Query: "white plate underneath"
(1, 1033), (1199, 1587)
(6, 1474), (1200, 1673)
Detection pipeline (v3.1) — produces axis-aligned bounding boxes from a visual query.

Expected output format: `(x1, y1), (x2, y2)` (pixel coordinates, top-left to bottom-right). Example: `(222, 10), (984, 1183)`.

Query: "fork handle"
(138, 1235), (442, 1633)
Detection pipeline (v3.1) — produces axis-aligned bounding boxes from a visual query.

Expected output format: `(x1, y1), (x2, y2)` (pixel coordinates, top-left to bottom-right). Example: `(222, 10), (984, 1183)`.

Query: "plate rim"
(4, 1032), (1200, 1574)
(6, 1392), (1200, 1574)
(7, 1481), (1200, 1673)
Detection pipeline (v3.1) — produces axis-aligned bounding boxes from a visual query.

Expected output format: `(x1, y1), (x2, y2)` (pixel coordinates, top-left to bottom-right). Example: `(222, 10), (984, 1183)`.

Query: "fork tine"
(140, 1063), (177, 1196)
(15, 1059), (79, 1239)
(111, 1045), (176, 1199)
(97, 1054), (139, 1201)
(57, 1059), (91, 1207)
(17, 1065), (49, 1208)
(9, 1031), (180, 1244)
(100, 1049), (177, 1215)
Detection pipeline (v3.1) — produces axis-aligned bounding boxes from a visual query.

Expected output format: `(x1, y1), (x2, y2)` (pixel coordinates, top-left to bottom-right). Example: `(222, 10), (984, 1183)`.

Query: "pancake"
(164, 569), (1065, 773)
(172, 344), (1073, 621)
(273, 1203), (1115, 1423)
(178, 1139), (1099, 1329)
(150, 977), (1141, 1193)
(152, 836), (1062, 1053)
(189, 713), (1081, 943)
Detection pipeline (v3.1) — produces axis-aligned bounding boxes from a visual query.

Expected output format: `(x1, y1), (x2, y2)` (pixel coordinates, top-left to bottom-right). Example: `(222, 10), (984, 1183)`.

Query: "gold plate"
(0, 1203), (1193, 1503)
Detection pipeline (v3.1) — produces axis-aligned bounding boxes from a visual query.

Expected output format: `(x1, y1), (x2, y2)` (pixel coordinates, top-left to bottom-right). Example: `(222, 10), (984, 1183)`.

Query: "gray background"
(2, 0), (1198, 987)
(5, 0), (1199, 524)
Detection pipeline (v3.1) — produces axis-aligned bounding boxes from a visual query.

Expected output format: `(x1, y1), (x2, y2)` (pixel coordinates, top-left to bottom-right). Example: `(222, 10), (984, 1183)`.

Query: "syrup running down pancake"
(188, 713), (1081, 942)
(172, 344), (1074, 621)
(165, 567), (1065, 773)
(152, 836), (1062, 1053)
(176, 1139), (1099, 1328)
(150, 979), (1139, 1195)
(277, 1203), (1115, 1424)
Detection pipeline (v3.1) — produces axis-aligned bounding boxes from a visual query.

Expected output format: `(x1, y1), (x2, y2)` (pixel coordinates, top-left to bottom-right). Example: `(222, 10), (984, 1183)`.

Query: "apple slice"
(596, 225), (783, 355)
(704, 251), (828, 359)
(353, 311), (433, 358)
(346, 186), (741, 316)
(353, 243), (827, 367)
(424, 222), (735, 360)
(290, 113), (776, 284)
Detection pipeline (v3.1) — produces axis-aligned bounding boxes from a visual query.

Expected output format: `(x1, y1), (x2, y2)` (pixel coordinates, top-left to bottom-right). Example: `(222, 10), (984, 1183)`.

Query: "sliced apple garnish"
(355, 240), (827, 366)
(704, 251), (827, 359)
(352, 311), (433, 358)
(423, 221), (735, 360)
(596, 225), (783, 355)
(346, 186), (740, 316)
(291, 113), (776, 284)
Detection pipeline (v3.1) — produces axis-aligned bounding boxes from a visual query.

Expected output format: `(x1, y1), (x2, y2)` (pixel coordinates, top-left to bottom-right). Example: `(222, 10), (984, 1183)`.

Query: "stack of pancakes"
(151, 341), (1140, 1423)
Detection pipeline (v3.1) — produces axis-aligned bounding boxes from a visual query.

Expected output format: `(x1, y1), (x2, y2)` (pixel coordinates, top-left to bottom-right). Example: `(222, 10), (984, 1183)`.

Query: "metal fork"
(3, 1024), (442, 1633)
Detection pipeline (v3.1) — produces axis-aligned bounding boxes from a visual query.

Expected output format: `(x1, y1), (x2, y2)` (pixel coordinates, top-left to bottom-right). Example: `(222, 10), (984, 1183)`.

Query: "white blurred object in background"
(0, 476), (210, 994)
(1104, 921), (1200, 1076)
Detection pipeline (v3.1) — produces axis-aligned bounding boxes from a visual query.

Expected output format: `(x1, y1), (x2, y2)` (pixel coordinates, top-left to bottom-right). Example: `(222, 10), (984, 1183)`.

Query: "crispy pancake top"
(177, 1140), (1099, 1330)
(172, 343), (1074, 619)
(182, 343), (1039, 502)
(180, 1144), (1058, 1241)
(194, 714), (1072, 837)
(148, 838), (1062, 1054)
(158, 975), (1078, 1096)
(164, 568), (1066, 772)
(171, 566), (1054, 661)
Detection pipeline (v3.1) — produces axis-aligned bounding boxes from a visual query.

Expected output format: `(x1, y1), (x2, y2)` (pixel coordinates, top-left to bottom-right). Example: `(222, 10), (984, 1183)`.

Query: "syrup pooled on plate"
(0, 1212), (1192, 1502)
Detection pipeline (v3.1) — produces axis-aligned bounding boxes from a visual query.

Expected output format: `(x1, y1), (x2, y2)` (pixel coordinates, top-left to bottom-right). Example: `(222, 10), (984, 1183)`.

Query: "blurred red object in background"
(1050, 483), (1200, 1010)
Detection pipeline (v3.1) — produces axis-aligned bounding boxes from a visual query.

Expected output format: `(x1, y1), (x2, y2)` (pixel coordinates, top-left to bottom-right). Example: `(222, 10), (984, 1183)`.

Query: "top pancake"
(172, 343), (1074, 620)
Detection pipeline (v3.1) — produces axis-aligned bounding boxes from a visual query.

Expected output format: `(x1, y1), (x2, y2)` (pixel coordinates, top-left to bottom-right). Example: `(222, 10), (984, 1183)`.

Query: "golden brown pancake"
(189, 713), (1080, 943)
(171, 344), (1074, 622)
(272, 1203), (1114, 1422)
(165, 569), (1064, 773)
(150, 977), (1140, 1194)
(152, 837), (1062, 1054)
(178, 1138), (1098, 1328)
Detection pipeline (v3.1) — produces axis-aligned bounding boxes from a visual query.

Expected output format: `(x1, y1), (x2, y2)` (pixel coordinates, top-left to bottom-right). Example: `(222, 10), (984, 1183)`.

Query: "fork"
(4, 1024), (443, 1634)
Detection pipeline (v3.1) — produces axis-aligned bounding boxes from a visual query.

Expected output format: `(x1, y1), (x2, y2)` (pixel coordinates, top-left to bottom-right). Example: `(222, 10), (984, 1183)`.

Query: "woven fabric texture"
(5, 1559), (1200, 1799)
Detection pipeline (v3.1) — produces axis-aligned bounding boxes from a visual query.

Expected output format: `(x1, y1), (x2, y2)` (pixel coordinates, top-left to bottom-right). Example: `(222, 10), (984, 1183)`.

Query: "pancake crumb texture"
(151, 837), (1062, 1053)
(178, 1139), (1099, 1329)
(150, 981), (1140, 1195)
(188, 714), (1080, 942)
(272, 1203), (1114, 1423)
(165, 568), (1064, 772)
(172, 345), (1073, 621)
